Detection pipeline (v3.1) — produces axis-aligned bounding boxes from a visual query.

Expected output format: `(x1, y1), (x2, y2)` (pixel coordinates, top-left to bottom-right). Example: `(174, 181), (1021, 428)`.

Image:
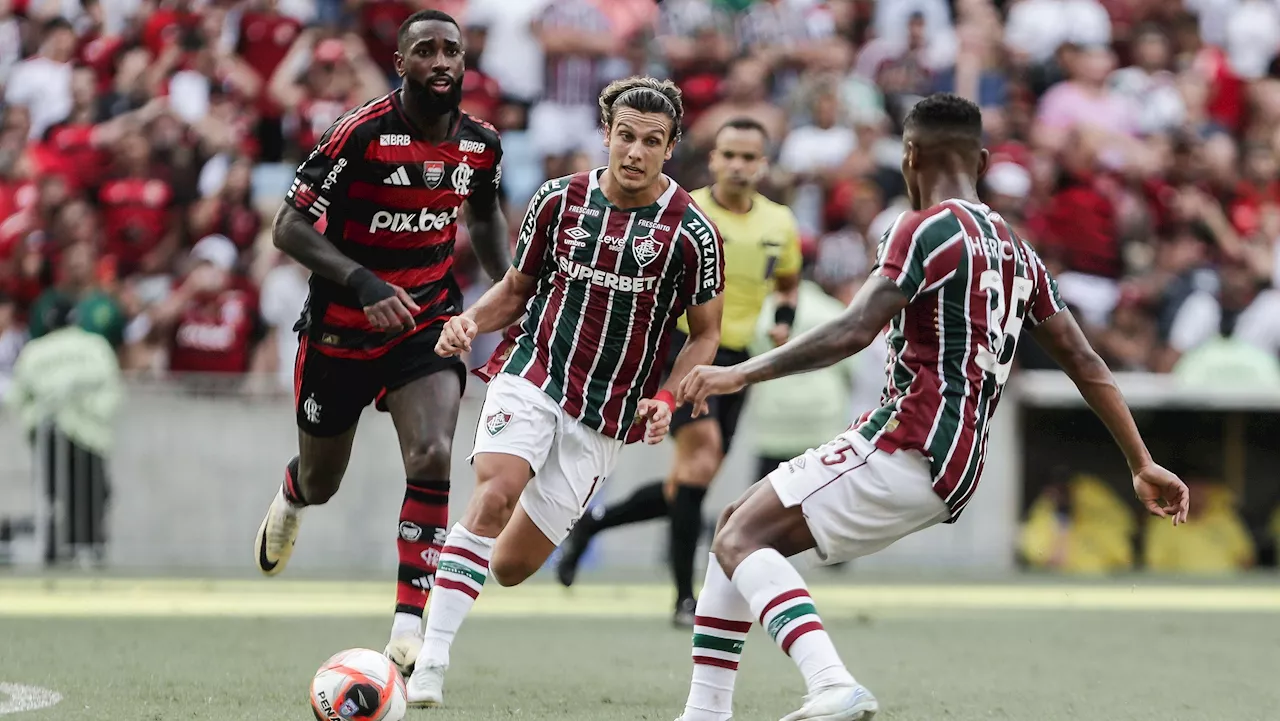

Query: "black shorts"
(666, 331), (750, 454)
(293, 323), (466, 437)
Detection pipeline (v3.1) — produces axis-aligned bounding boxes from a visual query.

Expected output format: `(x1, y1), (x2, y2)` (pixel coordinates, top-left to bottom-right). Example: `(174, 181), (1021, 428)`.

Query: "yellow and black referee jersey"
(678, 186), (803, 352)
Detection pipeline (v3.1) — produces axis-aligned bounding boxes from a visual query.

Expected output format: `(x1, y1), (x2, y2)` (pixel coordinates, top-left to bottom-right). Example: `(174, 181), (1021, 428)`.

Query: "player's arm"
(1029, 311), (1188, 524)
(275, 117), (419, 333)
(1020, 243), (1188, 524)
(464, 141), (510, 284)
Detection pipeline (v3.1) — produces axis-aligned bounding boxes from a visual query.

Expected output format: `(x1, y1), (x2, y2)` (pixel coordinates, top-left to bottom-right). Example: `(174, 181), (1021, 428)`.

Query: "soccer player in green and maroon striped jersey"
(403, 76), (726, 708)
(672, 93), (1191, 721)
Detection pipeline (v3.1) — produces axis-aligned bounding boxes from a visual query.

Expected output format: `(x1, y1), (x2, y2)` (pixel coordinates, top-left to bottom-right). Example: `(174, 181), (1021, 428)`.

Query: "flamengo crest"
(423, 161), (444, 189)
(632, 232), (660, 267)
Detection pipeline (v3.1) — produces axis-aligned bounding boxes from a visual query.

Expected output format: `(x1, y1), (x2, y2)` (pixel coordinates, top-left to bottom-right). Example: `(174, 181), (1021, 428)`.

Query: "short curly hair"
(598, 76), (684, 143)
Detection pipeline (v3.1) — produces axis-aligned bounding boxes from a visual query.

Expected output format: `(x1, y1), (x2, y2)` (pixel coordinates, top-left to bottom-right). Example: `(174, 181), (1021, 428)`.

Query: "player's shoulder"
(330, 93), (398, 144)
(458, 112), (502, 151)
(883, 203), (962, 247)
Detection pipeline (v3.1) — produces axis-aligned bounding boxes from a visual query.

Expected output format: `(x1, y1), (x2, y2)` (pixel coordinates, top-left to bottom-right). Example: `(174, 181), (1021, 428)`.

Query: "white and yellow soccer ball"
(310, 648), (407, 721)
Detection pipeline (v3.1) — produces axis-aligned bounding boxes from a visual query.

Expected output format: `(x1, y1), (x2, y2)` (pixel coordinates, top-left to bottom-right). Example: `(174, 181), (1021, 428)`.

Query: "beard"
(403, 73), (464, 117)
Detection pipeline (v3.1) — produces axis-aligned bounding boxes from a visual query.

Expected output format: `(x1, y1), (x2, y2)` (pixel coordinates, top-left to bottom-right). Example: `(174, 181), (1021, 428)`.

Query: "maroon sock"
(395, 478), (450, 616)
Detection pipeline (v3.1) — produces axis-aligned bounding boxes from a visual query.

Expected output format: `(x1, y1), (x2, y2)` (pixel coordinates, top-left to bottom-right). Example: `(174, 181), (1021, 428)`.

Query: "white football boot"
(384, 633), (423, 678)
(779, 684), (879, 721)
(406, 663), (447, 708)
(253, 487), (302, 576)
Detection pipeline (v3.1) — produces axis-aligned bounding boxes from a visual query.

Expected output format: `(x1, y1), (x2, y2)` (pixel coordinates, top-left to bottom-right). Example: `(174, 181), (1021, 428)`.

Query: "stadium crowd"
(1, 0), (1280, 400)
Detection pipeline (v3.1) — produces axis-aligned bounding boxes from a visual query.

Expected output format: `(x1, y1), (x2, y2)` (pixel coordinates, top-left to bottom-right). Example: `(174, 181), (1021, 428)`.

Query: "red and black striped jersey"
(284, 90), (502, 360)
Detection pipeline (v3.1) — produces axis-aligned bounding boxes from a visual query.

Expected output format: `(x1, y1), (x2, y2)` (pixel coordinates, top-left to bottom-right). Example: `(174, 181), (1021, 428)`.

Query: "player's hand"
(635, 398), (672, 445)
(768, 323), (791, 347)
(679, 365), (746, 418)
(1133, 463), (1190, 526)
(436, 314), (478, 358)
(364, 285), (419, 334)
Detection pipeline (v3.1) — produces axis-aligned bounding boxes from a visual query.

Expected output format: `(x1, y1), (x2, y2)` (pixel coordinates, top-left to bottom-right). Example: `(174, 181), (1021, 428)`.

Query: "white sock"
(391, 611), (422, 638)
(416, 523), (494, 669)
(731, 548), (855, 694)
(682, 554), (751, 721)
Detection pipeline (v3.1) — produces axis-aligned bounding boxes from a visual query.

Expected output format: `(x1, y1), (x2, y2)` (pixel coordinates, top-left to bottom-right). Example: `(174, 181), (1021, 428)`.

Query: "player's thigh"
(770, 433), (949, 566)
(381, 333), (467, 479)
(465, 375), (559, 531)
(294, 339), (379, 492)
(518, 415), (621, 550)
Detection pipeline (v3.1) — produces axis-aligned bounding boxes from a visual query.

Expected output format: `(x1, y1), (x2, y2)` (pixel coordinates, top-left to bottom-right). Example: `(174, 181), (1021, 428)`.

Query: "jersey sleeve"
(680, 205), (725, 306)
(284, 109), (367, 222)
(513, 178), (567, 276)
(465, 120), (504, 211)
(873, 208), (960, 301)
(1023, 242), (1068, 327)
(774, 209), (803, 278)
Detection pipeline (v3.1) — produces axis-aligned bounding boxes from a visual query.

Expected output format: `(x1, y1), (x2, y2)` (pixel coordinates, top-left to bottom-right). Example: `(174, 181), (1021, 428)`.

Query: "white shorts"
(768, 431), (950, 565)
(471, 373), (624, 545)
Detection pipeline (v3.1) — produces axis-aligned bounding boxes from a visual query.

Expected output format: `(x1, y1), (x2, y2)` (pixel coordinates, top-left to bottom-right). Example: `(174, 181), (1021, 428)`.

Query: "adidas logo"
(384, 167), (411, 186)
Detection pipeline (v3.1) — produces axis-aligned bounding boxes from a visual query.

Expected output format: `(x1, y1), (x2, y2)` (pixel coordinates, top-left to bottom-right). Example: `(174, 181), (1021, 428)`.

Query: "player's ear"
(905, 141), (918, 170)
(602, 123), (611, 149)
(665, 138), (675, 161)
(393, 51), (405, 78)
(977, 147), (991, 178)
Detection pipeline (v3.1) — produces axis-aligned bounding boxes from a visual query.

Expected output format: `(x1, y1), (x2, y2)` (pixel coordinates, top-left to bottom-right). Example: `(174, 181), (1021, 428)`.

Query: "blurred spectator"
(5, 17), (76, 139)
(0, 290), (20, 398)
(129, 235), (260, 375)
(689, 56), (788, 150)
(1107, 25), (1186, 135)
(27, 242), (126, 348)
(6, 294), (120, 566)
(1019, 474), (1135, 574)
(269, 30), (389, 155)
(458, 15), (503, 125)
(1144, 481), (1254, 573)
(778, 81), (857, 234)
(1005, 0), (1111, 67)
(191, 155), (261, 264)
(1034, 44), (1140, 168)
(1167, 260), (1280, 361)
(1223, 0), (1280, 80)
(257, 252), (308, 392)
(100, 132), (179, 278)
(467, 0), (549, 105)
(655, 0), (734, 126)
(529, 0), (632, 163)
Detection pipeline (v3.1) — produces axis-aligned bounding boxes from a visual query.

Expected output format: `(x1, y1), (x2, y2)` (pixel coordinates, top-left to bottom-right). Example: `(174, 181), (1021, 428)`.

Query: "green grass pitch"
(0, 579), (1278, 720)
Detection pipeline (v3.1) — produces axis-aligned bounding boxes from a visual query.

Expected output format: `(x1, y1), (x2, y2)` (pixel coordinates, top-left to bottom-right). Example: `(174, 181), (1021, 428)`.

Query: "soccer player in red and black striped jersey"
(252, 9), (510, 677)
(402, 77), (726, 707)
(673, 94), (1192, 721)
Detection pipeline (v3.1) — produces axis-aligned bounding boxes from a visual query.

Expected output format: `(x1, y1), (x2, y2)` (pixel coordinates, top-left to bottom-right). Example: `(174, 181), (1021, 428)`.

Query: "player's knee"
(488, 555), (536, 587)
(674, 450), (722, 488)
(711, 513), (756, 576)
(468, 482), (519, 533)
(402, 436), (452, 480)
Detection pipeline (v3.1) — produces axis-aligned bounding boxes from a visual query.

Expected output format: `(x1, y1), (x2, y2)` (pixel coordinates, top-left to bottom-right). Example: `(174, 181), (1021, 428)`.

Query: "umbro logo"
(564, 227), (591, 241)
(384, 167), (412, 186)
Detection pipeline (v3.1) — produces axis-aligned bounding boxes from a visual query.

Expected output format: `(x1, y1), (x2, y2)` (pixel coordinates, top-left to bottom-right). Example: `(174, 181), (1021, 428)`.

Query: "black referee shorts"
(666, 330), (750, 454)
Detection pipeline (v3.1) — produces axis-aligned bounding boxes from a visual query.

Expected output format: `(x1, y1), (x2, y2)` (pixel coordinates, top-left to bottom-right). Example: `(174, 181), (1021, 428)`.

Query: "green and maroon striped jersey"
(479, 169), (725, 443)
(854, 199), (1065, 520)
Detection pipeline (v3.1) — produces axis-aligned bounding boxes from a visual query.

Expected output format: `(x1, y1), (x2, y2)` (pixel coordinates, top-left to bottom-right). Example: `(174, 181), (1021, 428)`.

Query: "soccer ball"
(310, 648), (407, 721)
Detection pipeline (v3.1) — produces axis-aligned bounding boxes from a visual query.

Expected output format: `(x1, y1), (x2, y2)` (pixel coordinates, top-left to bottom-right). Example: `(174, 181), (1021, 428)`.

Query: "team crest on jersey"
(485, 409), (513, 436)
(452, 162), (473, 195)
(423, 161), (444, 189)
(632, 232), (661, 267)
